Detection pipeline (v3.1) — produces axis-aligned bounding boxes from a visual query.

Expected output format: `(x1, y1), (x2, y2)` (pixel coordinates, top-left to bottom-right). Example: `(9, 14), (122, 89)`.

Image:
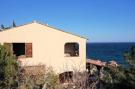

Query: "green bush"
(0, 44), (18, 89)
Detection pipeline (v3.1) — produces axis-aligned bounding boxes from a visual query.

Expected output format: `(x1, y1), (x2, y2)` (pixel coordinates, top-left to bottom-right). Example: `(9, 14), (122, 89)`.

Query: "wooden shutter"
(25, 43), (32, 57)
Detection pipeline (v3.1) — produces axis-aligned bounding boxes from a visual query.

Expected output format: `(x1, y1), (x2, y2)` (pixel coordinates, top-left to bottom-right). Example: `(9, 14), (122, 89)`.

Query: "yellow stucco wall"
(0, 22), (86, 73)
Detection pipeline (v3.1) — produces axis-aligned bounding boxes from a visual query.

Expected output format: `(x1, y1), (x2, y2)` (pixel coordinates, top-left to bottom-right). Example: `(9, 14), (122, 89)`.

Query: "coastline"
(86, 42), (135, 65)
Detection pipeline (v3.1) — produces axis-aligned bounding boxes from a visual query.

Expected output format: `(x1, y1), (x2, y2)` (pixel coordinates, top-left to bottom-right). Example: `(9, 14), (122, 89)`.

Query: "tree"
(102, 46), (135, 89)
(102, 66), (127, 89)
(0, 44), (18, 89)
(1, 24), (5, 29)
(123, 46), (135, 89)
(13, 20), (16, 27)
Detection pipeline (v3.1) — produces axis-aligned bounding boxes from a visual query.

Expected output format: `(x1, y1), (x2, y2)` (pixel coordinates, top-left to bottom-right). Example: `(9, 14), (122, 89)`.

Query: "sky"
(0, 0), (135, 42)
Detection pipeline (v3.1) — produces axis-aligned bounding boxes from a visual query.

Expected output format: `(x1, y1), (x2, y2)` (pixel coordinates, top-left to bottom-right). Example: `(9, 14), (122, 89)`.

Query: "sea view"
(86, 42), (135, 65)
(1, 0), (135, 88)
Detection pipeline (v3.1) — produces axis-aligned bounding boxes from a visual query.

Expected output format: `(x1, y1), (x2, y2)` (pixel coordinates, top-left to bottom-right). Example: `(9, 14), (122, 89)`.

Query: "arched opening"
(59, 71), (73, 83)
(64, 42), (79, 57)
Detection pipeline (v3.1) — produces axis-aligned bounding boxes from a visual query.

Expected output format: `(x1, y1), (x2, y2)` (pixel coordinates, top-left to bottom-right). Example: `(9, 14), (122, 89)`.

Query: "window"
(13, 43), (25, 56)
(59, 71), (73, 83)
(64, 43), (79, 57)
(12, 43), (32, 58)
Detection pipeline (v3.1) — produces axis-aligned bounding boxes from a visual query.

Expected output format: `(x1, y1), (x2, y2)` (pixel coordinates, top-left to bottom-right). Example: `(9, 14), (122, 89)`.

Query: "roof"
(0, 20), (88, 40)
(87, 59), (106, 67)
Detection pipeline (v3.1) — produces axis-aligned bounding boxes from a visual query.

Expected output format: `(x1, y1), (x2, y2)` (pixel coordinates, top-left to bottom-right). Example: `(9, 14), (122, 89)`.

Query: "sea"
(86, 42), (135, 65)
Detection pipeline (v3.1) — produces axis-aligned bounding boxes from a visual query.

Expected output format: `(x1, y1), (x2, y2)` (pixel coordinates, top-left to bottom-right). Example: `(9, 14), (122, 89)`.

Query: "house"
(0, 21), (87, 82)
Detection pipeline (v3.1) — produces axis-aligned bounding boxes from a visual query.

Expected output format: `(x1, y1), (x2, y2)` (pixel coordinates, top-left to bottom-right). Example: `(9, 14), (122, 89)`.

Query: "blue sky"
(0, 0), (135, 42)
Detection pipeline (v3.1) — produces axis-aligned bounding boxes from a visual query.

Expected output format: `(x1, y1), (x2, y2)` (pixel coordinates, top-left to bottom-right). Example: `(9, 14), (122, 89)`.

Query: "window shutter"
(25, 43), (32, 57)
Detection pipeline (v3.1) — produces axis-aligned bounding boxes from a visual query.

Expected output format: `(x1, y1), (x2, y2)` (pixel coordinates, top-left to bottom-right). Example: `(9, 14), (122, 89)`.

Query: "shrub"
(0, 44), (18, 89)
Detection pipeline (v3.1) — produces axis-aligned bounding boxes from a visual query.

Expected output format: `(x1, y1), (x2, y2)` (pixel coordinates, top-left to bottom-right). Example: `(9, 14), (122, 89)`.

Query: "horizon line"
(87, 42), (135, 43)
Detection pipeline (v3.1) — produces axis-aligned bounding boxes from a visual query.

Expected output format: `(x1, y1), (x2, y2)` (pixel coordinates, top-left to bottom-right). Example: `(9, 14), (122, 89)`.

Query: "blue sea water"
(86, 42), (135, 65)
